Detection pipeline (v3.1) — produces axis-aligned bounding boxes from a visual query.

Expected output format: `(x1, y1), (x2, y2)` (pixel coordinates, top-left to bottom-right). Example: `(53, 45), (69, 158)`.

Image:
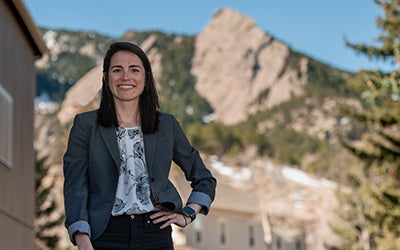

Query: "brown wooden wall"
(0, 1), (37, 249)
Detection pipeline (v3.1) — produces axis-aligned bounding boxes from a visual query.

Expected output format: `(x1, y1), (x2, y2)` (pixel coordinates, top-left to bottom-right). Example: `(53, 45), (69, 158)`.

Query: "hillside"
(35, 8), (359, 173)
(34, 7), (363, 249)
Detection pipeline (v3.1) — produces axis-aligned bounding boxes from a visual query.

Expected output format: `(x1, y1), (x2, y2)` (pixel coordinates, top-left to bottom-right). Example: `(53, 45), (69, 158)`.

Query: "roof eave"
(7, 0), (48, 58)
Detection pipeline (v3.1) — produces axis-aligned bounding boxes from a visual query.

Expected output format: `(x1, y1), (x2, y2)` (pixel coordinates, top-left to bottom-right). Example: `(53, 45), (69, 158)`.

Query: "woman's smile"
(108, 50), (145, 103)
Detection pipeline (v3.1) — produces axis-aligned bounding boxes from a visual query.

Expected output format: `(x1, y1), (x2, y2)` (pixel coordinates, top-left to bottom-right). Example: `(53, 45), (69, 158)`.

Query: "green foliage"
(48, 52), (96, 85)
(35, 153), (64, 249)
(268, 127), (319, 165)
(336, 0), (400, 248)
(185, 115), (332, 171)
(345, 0), (400, 62)
(332, 185), (374, 250)
(185, 122), (272, 158)
(307, 57), (357, 98)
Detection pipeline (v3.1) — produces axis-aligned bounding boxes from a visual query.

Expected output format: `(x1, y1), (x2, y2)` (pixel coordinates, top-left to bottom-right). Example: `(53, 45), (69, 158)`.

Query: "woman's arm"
(171, 115), (217, 214)
(63, 114), (92, 244)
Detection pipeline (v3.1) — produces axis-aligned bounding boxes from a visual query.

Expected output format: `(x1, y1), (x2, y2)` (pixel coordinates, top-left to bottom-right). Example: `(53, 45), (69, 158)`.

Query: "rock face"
(191, 8), (308, 125)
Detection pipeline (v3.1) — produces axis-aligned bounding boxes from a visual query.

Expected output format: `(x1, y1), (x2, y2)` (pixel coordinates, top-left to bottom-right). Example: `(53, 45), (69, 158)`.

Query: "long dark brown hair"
(97, 41), (159, 134)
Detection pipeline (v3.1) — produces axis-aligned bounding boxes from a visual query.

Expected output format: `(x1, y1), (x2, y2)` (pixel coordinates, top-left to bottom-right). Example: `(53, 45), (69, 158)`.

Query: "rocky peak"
(191, 8), (309, 125)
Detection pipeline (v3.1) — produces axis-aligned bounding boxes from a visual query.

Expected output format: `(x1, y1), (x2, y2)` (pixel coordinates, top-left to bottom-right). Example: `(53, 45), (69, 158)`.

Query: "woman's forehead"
(110, 51), (143, 65)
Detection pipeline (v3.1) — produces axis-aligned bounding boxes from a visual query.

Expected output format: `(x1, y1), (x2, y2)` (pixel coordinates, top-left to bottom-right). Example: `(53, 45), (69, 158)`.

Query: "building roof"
(6, 0), (48, 57)
(170, 165), (260, 215)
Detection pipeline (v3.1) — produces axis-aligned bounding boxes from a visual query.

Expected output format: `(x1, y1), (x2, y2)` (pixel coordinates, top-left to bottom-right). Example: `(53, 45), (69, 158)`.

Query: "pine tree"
(34, 153), (64, 249)
(337, 0), (400, 249)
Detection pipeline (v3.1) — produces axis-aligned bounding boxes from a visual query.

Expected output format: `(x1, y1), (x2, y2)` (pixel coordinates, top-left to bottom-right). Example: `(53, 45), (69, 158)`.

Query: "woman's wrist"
(182, 214), (192, 227)
(75, 233), (93, 249)
(183, 214), (188, 227)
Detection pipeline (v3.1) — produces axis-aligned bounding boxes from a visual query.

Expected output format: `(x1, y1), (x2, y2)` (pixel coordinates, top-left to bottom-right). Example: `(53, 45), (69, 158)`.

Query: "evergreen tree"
(34, 153), (64, 249)
(337, 0), (400, 249)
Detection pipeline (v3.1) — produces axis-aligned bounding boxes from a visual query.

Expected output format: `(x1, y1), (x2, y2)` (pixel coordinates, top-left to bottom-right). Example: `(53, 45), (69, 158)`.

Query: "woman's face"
(107, 50), (146, 104)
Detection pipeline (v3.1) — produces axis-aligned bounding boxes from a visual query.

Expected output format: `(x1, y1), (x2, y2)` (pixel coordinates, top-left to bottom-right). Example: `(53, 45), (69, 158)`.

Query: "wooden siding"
(0, 0), (43, 249)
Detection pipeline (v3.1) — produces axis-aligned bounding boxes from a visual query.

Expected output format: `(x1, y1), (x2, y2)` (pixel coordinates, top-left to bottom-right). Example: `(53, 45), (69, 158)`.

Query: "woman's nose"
(121, 71), (131, 80)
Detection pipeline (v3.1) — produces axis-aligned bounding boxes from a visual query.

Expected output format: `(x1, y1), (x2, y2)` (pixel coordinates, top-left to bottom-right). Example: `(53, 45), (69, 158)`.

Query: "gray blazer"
(63, 110), (216, 244)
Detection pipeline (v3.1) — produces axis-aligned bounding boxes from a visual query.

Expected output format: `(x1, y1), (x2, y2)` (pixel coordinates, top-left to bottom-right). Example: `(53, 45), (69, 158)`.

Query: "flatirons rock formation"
(192, 8), (309, 125)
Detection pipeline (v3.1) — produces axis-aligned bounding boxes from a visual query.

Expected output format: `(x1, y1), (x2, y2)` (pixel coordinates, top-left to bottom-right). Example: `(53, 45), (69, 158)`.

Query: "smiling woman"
(62, 41), (217, 250)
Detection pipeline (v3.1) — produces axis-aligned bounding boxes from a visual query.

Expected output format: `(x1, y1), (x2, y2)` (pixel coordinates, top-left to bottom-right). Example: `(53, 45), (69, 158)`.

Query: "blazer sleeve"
(171, 115), (217, 215)
(63, 114), (92, 244)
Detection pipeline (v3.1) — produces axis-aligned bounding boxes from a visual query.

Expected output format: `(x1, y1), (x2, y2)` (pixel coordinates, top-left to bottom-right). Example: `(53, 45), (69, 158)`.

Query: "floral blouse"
(111, 126), (154, 216)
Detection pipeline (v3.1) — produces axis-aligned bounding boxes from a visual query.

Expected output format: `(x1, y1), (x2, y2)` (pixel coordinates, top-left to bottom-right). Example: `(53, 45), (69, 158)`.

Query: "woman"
(63, 41), (217, 250)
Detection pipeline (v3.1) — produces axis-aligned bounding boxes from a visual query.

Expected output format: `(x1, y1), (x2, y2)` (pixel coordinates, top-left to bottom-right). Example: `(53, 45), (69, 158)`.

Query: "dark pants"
(92, 212), (174, 250)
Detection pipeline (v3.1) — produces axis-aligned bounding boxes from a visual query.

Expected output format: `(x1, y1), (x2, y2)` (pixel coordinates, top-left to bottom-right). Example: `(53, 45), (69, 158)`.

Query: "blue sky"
(24, 0), (396, 72)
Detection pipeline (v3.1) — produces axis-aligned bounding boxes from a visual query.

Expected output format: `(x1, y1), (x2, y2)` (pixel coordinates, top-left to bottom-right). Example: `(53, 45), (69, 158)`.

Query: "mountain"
(192, 8), (309, 125)
(34, 7), (362, 249)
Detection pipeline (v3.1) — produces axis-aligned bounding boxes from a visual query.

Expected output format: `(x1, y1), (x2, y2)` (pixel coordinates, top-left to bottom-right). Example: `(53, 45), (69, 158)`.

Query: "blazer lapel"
(99, 126), (121, 171)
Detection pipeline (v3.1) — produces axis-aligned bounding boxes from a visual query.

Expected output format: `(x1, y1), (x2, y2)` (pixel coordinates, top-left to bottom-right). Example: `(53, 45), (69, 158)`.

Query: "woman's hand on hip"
(149, 211), (191, 229)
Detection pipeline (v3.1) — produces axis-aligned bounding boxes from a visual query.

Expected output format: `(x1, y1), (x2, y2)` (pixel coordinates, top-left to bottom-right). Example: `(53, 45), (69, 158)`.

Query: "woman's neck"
(115, 102), (140, 128)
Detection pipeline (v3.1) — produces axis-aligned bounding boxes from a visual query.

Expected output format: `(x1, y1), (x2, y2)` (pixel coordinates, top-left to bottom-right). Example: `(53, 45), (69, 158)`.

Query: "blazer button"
(150, 177), (155, 182)
(154, 196), (159, 202)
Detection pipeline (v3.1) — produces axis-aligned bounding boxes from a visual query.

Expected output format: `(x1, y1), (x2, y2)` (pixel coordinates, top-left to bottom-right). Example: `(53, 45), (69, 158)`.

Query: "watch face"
(183, 206), (195, 216)
(183, 206), (196, 220)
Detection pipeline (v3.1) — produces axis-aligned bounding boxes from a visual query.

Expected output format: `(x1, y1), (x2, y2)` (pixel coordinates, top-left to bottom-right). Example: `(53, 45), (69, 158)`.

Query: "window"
(0, 83), (13, 167)
(218, 218), (228, 247)
(295, 238), (303, 250)
(276, 235), (282, 250)
(195, 230), (202, 244)
(248, 224), (256, 248)
(192, 218), (203, 245)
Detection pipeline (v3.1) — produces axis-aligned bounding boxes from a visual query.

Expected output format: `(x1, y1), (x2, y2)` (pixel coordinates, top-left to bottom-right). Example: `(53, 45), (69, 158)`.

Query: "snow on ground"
(210, 157), (337, 189)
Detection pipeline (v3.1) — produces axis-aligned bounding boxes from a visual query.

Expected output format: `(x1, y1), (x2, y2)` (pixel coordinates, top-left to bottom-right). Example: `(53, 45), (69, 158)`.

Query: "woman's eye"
(131, 68), (143, 75)
(111, 68), (122, 73)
